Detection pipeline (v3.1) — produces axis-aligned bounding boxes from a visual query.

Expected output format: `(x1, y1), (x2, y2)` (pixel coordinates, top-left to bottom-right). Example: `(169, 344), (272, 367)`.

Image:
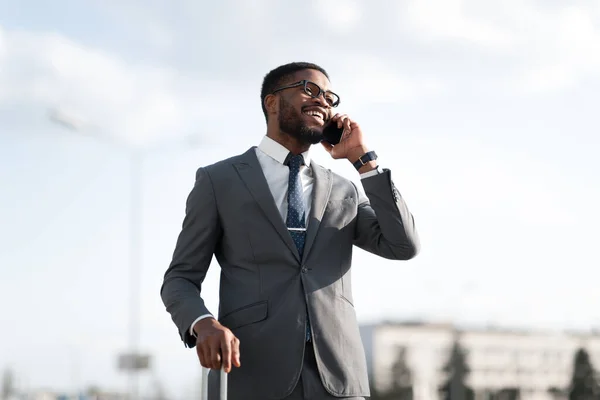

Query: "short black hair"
(260, 62), (330, 122)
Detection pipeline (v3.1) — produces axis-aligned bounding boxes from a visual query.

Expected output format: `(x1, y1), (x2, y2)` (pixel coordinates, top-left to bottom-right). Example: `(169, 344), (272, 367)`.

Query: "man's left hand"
(321, 113), (377, 173)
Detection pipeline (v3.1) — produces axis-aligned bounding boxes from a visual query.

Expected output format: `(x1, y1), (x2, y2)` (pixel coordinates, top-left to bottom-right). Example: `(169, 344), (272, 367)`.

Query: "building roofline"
(361, 319), (600, 338)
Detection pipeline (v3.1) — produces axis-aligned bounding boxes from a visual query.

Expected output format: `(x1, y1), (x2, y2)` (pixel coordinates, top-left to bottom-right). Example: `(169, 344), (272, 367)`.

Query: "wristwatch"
(353, 151), (378, 170)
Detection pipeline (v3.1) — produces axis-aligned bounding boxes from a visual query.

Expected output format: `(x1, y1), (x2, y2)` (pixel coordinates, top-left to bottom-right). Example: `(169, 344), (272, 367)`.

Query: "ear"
(264, 94), (278, 117)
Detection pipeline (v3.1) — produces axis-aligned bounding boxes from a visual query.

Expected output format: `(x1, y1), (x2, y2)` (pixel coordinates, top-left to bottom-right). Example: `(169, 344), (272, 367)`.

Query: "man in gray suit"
(161, 62), (420, 399)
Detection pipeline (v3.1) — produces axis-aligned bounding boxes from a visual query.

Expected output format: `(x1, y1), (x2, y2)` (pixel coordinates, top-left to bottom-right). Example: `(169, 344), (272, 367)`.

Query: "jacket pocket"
(219, 300), (268, 330)
(338, 294), (354, 307)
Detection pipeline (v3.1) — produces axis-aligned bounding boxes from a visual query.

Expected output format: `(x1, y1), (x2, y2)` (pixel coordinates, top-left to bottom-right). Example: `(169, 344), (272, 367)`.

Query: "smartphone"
(322, 119), (344, 145)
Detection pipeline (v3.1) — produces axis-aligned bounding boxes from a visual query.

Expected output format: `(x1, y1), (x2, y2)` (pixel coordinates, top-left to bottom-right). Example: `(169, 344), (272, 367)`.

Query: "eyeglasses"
(271, 80), (340, 108)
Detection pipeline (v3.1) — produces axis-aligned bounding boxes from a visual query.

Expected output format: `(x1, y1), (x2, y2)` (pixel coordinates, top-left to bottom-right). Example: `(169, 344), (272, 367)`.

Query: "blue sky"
(1, 0), (599, 398)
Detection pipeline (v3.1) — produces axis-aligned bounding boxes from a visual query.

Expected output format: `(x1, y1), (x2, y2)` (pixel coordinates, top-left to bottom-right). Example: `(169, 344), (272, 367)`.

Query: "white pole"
(201, 368), (209, 399)
(200, 368), (227, 400)
(128, 150), (143, 400)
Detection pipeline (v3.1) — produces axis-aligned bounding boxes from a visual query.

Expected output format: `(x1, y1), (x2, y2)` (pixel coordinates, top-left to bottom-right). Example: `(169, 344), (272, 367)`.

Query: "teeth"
(304, 110), (323, 119)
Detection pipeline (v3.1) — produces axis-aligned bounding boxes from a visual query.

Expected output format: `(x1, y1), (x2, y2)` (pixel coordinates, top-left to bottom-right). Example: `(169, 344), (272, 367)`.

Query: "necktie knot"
(286, 153), (304, 172)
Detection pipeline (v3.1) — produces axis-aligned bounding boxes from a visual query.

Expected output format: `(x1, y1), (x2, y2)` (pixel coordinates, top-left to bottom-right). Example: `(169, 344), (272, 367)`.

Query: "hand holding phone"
(320, 113), (368, 161)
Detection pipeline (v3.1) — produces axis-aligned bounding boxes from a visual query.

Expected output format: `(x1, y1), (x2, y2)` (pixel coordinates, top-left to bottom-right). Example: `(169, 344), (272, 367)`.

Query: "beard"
(278, 98), (323, 145)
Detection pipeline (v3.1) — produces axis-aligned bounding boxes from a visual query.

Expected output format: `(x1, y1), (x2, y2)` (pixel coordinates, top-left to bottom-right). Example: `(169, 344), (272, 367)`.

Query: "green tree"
(568, 348), (599, 400)
(548, 386), (566, 400)
(388, 347), (413, 400)
(495, 387), (520, 400)
(439, 337), (474, 400)
(367, 347), (413, 400)
(369, 383), (382, 400)
(1, 368), (15, 400)
(85, 385), (102, 397)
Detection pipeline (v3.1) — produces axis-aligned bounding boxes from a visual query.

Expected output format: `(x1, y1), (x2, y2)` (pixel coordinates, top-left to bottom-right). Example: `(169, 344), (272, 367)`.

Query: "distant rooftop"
(360, 319), (600, 338)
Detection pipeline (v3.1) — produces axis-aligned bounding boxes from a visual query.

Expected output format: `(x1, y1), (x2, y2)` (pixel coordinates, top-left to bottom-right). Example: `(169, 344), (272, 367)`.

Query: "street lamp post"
(48, 108), (201, 399)
(128, 150), (143, 400)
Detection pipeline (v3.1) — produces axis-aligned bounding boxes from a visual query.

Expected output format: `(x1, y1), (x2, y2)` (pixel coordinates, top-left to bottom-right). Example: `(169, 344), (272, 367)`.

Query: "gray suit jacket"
(160, 147), (419, 399)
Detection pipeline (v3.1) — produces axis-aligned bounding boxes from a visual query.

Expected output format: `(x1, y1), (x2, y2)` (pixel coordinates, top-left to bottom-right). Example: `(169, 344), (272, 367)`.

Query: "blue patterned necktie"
(286, 154), (306, 256)
(285, 153), (311, 341)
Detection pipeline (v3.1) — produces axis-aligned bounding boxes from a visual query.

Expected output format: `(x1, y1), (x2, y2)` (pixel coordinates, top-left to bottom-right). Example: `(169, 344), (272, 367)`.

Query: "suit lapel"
(303, 162), (332, 260)
(234, 148), (301, 262)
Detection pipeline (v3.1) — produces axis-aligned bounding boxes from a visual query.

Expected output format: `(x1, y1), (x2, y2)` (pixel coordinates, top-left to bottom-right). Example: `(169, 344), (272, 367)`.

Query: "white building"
(360, 322), (600, 400)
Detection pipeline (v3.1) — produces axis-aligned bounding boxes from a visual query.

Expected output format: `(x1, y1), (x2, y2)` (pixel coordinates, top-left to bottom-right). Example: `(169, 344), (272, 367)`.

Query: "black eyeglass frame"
(271, 80), (340, 108)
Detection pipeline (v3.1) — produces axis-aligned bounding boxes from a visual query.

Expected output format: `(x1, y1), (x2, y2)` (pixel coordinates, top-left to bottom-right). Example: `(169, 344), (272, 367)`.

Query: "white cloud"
(404, 135), (582, 228)
(92, 0), (175, 49)
(312, 0), (363, 34)
(334, 55), (445, 105)
(511, 5), (600, 93)
(400, 0), (515, 49)
(0, 26), (237, 147)
(0, 26), (6, 57)
(515, 63), (577, 94)
(397, 0), (600, 93)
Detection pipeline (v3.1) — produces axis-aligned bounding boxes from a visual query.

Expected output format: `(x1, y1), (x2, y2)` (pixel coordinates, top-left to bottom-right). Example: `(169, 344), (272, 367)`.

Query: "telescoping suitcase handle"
(201, 367), (228, 400)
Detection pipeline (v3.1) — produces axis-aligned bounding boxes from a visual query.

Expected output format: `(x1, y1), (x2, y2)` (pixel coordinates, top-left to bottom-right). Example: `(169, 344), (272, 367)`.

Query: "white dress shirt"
(189, 136), (382, 336)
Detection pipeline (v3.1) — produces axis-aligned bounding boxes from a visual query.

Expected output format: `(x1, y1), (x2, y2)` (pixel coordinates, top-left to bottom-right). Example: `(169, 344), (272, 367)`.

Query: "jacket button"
(301, 266), (308, 273)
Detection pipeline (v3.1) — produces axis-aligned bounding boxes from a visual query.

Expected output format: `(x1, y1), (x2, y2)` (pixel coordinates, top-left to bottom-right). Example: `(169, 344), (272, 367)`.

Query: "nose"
(312, 92), (329, 108)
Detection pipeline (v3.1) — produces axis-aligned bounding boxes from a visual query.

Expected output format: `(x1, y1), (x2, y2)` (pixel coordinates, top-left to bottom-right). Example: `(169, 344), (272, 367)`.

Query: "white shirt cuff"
(189, 314), (214, 337)
(360, 166), (383, 179)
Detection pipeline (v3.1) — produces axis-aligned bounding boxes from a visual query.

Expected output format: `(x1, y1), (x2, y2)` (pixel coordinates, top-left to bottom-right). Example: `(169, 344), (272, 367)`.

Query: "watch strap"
(353, 151), (378, 170)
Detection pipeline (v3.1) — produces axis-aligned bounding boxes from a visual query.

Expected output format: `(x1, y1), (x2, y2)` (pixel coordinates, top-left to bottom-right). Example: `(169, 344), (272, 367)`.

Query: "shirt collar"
(257, 135), (312, 166)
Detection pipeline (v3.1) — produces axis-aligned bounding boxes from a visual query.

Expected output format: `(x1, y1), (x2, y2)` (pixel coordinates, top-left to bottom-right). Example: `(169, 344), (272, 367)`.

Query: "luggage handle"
(201, 367), (228, 400)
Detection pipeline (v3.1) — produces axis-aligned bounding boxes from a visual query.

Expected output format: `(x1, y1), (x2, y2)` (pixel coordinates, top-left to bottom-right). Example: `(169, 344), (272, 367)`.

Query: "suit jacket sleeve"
(353, 168), (420, 260)
(160, 167), (221, 348)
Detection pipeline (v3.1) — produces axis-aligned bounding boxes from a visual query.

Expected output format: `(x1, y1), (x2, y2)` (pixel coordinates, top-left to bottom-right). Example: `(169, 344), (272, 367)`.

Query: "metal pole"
(46, 111), (200, 398)
(129, 150), (143, 400)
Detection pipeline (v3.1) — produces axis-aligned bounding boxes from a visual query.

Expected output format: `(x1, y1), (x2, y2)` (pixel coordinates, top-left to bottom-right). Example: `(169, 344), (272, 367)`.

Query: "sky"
(1, 0), (599, 397)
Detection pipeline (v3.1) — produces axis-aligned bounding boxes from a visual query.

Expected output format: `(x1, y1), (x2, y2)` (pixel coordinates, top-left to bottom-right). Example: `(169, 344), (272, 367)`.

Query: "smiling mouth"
(302, 110), (325, 124)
